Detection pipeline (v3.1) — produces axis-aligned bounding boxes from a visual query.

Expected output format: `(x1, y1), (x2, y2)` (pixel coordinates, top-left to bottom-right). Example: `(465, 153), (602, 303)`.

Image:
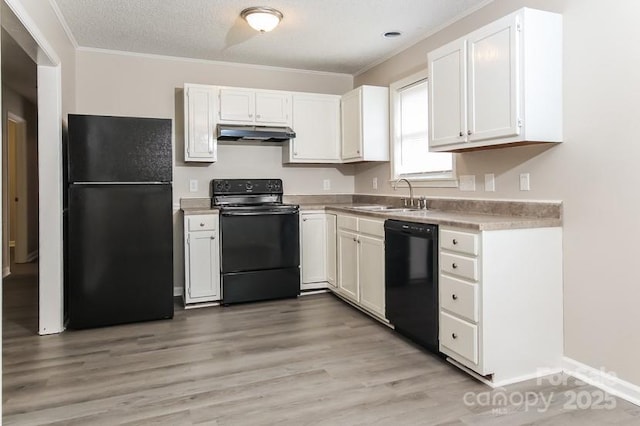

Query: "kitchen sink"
(350, 205), (423, 213)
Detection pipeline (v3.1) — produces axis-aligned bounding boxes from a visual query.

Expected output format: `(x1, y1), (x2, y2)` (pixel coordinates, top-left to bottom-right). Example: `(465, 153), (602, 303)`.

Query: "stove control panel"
(211, 179), (283, 195)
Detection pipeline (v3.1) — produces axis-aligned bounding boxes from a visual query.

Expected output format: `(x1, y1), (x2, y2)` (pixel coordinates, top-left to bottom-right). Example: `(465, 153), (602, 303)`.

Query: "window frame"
(389, 70), (458, 188)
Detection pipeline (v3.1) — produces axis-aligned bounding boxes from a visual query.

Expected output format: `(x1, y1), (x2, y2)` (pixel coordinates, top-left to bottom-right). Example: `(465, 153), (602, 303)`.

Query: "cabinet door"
(184, 84), (217, 162)
(358, 235), (385, 317)
(219, 88), (255, 123)
(301, 214), (327, 284)
(291, 94), (340, 162)
(337, 230), (358, 301)
(467, 13), (520, 142)
(326, 214), (337, 288)
(256, 92), (292, 125)
(341, 88), (363, 161)
(429, 38), (467, 148)
(186, 230), (220, 301)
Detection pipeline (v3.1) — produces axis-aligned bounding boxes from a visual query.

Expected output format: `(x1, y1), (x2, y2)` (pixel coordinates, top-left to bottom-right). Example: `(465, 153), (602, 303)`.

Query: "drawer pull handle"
(452, 263), (458, 269)
(452, 294), (458, 300)
(452, 239), (458, 245)
(452, 333), (458, 339)
(459, 131), (463, 137)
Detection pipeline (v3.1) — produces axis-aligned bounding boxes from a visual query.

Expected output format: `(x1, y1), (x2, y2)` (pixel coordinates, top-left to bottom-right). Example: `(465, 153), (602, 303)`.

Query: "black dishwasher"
(385, 220), (439, 354)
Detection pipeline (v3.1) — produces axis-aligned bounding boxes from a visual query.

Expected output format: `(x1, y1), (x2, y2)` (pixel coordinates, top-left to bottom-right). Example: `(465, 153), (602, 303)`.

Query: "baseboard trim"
(3, 267), (10, 278)
(563, 357), (640, 407)
(26, 250), (39, 262)
(173, 286), (182, 297)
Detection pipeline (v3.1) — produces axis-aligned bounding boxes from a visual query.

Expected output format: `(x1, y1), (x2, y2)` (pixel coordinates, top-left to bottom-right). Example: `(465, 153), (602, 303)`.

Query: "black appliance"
(64, 114), (174, 329)
(212, 179), (300, 304)
(385, 220), (439, 354)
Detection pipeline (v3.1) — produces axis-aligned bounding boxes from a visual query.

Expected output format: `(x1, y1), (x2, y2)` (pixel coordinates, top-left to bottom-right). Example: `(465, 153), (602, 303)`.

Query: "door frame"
(6, 112), (29, 264)
(3, 0), (65, 335)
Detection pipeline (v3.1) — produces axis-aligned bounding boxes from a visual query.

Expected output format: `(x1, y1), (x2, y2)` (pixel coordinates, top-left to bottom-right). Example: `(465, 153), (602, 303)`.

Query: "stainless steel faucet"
(393, 178), (414, 207)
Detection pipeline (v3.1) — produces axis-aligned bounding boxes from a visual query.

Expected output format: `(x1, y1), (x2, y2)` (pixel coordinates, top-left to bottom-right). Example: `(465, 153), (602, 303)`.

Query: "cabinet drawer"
(441, 229), (478, 255)
(358, 218), (384, 238)
(440, 275), (478, 322)
(441, 252), (478, 281)
(337, 215), (358, 231)
(188, 215), (218, 231)
(440, 311), (478, 364)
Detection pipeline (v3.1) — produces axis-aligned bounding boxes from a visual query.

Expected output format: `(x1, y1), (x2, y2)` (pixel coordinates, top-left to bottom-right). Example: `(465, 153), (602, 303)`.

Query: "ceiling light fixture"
(241, 7), (283, 33)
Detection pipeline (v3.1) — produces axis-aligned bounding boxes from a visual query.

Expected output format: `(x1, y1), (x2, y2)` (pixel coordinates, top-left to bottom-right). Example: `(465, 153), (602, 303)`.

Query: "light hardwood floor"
(3, 271), (640, 425)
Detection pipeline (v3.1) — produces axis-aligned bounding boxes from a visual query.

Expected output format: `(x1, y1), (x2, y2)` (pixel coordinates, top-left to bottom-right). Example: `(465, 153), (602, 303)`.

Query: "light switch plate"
(519, 173), (531, 191)
(189, 179), (198, 192)
(484, 173), (495, 192)
(459, 175), (476, 191)
(372, 177), (378, 190)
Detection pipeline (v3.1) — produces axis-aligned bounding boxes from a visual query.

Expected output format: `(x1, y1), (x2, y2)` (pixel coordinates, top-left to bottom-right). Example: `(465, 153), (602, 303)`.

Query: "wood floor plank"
(3, 274), (640, 425)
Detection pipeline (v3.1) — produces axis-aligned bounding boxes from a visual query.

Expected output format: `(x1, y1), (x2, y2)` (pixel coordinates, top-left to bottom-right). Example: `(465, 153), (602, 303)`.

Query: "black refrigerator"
(65, 114), (174, 329)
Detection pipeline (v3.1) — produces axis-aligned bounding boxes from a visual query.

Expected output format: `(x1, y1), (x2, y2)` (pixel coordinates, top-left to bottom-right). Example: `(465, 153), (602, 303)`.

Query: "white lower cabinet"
(326, 213), (337, 288)
(438, 226), (563, 385)
(184, 214), (220, 304)
(300, 212), (328, 290)
(335, 214), (385, 319)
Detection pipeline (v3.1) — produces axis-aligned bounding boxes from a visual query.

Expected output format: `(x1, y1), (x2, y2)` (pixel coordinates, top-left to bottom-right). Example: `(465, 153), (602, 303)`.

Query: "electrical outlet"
(372, 177), (378, 190)
(459, 175), (476, 191)
(323, 179), (331, 191)
(189, 179), (198, 192)
(484, 173), (495, 192)
(519, 173), (531, 191)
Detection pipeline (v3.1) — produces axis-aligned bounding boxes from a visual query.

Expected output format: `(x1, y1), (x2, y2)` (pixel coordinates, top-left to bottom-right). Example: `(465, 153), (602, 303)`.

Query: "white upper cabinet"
(219, 88), (255, 123)
(219, 88), (292, 126)
(255, 92), (291, 124)
(341, 85), (389, 163)
(184, 84), (217, 162)
(428, 8), (562, 152)
(284, 93), (341, 163)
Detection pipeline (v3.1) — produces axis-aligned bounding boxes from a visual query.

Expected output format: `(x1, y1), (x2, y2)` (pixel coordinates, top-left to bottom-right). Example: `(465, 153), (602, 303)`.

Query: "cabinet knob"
(303, 218), (307, 222)
(353, 237), (357, 242)
(210, 236), (215, 240)
(452, 333), (458, 339)
(459, 131), (463, 137)
(467, 130), (472, 135)
(294, 152), (298, 156)
(200, 223), (205, 227)
(452, 239), (458, 245)
(356, 150), (360, 154)
(452, 263), (458, 269)
(249, 113), (253, 118)
(452, 294), (458, 300)
(256, 114), (261, 119)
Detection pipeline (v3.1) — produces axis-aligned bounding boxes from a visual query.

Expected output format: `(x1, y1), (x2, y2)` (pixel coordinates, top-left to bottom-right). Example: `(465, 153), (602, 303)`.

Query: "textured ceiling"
(52, 0), (490, 74)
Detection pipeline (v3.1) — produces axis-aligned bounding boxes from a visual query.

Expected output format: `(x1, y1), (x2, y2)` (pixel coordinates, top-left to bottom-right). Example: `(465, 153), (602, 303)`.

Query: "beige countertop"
(309, 204), (561, 231)
(180, 197), (561, 230)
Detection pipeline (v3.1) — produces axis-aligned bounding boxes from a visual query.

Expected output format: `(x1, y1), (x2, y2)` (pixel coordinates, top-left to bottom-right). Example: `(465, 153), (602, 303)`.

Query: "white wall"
(355, 0), (640, 387)
(75, 49), (355, 291)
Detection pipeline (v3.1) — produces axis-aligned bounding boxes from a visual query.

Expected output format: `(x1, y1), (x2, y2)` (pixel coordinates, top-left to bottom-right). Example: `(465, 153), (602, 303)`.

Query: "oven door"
(220, 209), (300, 273)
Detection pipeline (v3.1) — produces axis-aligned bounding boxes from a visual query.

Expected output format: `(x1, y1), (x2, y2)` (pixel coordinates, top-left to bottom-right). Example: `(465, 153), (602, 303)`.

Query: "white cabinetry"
(438, 226), (563, 385)
(300, 212), (328, 291)
(326, 213), (337, 288)
(184, 84), (217, 162)
(341, 86), (389, 162)
(183, 214), (220, 305)
(428, 8), (562, 152)
(336, 214), (385, 319)
(284, 94), (341, 163)
(219, 88), (292, 126)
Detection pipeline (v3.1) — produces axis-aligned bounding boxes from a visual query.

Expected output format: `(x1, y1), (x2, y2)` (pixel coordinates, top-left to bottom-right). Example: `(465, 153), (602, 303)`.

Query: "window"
(390, 70), (456, 186)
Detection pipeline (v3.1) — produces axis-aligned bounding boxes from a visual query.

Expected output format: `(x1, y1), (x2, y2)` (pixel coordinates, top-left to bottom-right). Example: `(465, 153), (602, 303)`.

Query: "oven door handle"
(222, 210), (299, 217)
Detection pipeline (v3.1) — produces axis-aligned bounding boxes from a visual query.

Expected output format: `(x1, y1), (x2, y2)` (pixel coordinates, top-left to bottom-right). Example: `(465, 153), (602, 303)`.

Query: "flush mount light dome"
(241, 6), (283, 33)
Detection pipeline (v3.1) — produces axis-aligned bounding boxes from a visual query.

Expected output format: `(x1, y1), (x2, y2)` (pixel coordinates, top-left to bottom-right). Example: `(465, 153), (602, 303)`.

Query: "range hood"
(217, 124), (296, 142)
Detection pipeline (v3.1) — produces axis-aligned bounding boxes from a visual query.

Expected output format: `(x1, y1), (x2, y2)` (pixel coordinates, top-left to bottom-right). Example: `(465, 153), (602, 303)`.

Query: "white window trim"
(389, 69), (458, 188)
